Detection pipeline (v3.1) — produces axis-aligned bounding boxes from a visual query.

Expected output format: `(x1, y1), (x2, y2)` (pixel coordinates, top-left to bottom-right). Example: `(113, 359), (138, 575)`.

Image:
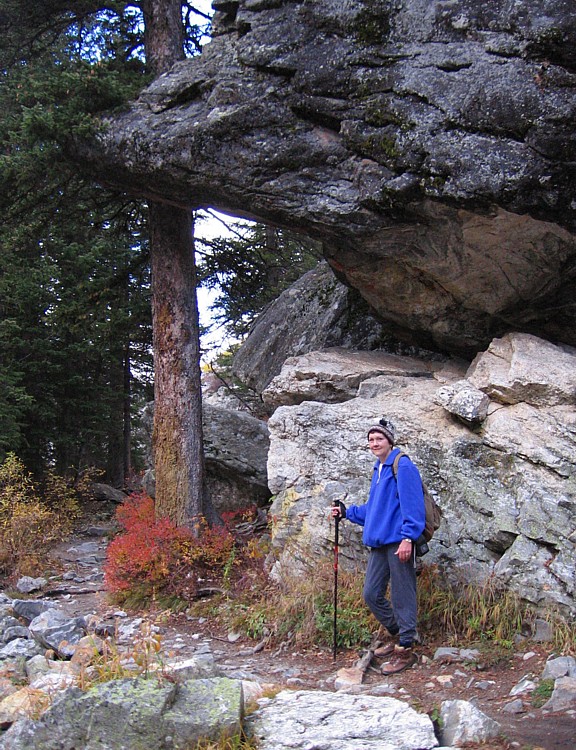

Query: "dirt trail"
(45, 511), (574, 750)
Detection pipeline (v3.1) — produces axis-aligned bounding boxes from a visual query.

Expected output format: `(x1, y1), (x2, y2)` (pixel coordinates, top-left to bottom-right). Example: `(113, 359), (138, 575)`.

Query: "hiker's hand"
(395, 539), (412, 562)
(331, 501), (346, 520)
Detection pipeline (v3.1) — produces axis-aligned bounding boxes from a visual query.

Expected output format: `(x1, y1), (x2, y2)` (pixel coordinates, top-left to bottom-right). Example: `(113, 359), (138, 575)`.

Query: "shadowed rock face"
(74, 0), (576, 357)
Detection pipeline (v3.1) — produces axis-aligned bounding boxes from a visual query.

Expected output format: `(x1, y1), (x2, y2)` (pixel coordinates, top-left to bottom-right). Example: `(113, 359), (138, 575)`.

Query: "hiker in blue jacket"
(332, 418), (425, 674)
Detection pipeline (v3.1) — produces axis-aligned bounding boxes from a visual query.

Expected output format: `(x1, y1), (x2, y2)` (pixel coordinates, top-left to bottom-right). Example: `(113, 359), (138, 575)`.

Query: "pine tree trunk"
(141, 0), (184, 76)
(142, 0), (217, 527)
(150, 205), (210, 527)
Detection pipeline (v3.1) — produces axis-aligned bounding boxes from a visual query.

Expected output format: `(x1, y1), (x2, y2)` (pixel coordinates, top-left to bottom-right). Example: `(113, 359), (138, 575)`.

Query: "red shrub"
(104, 493), (236, 605)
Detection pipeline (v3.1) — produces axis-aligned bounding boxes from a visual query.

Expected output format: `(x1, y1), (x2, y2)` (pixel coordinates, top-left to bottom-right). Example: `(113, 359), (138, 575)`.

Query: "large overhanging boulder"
(72, 0), (576, 358)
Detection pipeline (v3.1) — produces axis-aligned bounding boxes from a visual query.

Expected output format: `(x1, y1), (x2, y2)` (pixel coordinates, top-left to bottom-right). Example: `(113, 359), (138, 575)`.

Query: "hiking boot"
(373, 638), (397, 658)
(374, 624), (397, 640)
(372, 624), (399, 648)
(380, 646), (417, 675)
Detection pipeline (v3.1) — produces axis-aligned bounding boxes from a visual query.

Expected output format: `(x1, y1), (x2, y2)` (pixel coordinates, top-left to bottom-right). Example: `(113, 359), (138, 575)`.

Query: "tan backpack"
(392, 452), (442, 544)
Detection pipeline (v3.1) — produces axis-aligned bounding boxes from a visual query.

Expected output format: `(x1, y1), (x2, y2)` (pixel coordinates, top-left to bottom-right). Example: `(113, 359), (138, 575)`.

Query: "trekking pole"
(332, 499), (341, 661)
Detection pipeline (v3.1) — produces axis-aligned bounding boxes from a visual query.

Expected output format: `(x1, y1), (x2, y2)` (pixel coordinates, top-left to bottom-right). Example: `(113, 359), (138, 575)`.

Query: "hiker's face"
(368, 432), (392, 462)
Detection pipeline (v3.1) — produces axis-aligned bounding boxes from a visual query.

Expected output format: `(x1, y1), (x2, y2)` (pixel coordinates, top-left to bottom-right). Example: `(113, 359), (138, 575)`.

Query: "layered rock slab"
(0, 677), (244, 750)
(246, 689), (438, 750)
(73, 0), (576, 357)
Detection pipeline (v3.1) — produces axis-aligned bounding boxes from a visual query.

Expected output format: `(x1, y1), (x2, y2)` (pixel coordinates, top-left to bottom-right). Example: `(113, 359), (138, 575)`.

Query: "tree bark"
(150, 206), (210, 527)
(141, 0), (184, 76)
(142, 0), (216, 527)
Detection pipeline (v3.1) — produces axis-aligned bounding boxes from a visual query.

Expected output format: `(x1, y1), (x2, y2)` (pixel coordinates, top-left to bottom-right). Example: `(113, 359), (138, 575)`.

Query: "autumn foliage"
(0, 453), (79, 578)
(104, 492), (237, 606)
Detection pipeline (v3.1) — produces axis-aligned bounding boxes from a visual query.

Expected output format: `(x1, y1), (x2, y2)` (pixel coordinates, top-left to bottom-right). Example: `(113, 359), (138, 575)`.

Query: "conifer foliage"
(0, 2), (208, 481)
(197, 222), (321, 340)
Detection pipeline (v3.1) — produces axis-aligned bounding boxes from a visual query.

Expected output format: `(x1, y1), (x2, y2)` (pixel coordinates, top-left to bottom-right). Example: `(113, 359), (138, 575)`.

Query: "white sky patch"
(195, 0), (215, 46)
(195, 209), (255, 363)
(194, 0), (215, 14)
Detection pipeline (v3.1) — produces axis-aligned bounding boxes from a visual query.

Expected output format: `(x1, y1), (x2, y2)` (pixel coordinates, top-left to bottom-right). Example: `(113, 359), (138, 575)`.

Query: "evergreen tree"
(0, 0), (215, 518)
(1, 1), (298, 531)
(0, 3), (154, 478)
(198, 221), (321, 339)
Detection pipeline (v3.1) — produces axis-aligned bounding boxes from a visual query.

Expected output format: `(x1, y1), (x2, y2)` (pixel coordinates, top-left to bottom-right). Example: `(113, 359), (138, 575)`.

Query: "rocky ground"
(161, 618), (574, 750)
(39, 506), (575, 750)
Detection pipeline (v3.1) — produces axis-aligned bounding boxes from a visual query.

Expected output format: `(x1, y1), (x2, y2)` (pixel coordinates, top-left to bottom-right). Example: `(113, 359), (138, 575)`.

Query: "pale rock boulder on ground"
(439, 699), (501, 746)
(246, 690), (439, 750)
(262, 347), (441, 408)
(467, 333), (576, 407)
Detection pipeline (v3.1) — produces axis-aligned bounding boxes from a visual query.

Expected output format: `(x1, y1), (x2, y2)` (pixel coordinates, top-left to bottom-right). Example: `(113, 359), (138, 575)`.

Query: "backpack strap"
(391, 451), (407, 479)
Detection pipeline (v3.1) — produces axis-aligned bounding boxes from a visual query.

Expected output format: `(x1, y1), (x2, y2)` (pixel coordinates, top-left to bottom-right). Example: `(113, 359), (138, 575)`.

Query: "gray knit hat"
(367, 418), (395, 445)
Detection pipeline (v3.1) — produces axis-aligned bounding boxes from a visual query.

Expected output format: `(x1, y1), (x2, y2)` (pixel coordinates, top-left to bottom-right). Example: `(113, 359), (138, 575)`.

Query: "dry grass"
(417, 565), (531, 648)
(190, 731), (259, 750)
(76, 620), (166, 689)
(193, 558), (576, 656)
(198, 560), (373, 652)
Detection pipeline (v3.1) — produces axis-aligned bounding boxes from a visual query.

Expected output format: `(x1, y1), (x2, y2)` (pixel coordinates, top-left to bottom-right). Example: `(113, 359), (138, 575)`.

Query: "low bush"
(0, 453), (79, 578)
(104, 492), (236, 609)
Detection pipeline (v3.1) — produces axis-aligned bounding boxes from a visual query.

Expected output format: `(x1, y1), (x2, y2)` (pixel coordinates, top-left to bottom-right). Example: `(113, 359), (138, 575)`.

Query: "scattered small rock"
(502, 699), (525, 714)
(509, 677), (537, 696)
(15, 578), (47, 595)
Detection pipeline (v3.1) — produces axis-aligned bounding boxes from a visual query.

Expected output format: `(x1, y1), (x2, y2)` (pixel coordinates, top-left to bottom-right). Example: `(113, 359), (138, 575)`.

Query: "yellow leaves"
(131, 621), (163, 677)
(0, 453), (79, 577)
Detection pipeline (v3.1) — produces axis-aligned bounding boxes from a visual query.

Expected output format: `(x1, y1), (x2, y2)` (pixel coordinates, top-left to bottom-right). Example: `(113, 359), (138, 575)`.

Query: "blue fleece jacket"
(346, 448), (425, 547)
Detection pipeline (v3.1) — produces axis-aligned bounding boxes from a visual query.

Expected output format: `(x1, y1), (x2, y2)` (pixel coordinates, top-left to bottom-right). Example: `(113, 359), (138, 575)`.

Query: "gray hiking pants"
(363, 544), (417, 647)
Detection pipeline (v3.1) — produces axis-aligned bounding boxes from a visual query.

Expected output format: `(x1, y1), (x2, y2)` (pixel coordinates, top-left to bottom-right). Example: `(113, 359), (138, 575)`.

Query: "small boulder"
(11, 601), (56, 624)
(15, 578), (47, 595)
(0, 639), (43, 661)
(541, 655), (576, 680)
(439, 699), (501, 746)
(28, 610), (86, 657)
(90, 483), (127, 504)
(542, 677), (576, 712)
(434, 380), (490, 424)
